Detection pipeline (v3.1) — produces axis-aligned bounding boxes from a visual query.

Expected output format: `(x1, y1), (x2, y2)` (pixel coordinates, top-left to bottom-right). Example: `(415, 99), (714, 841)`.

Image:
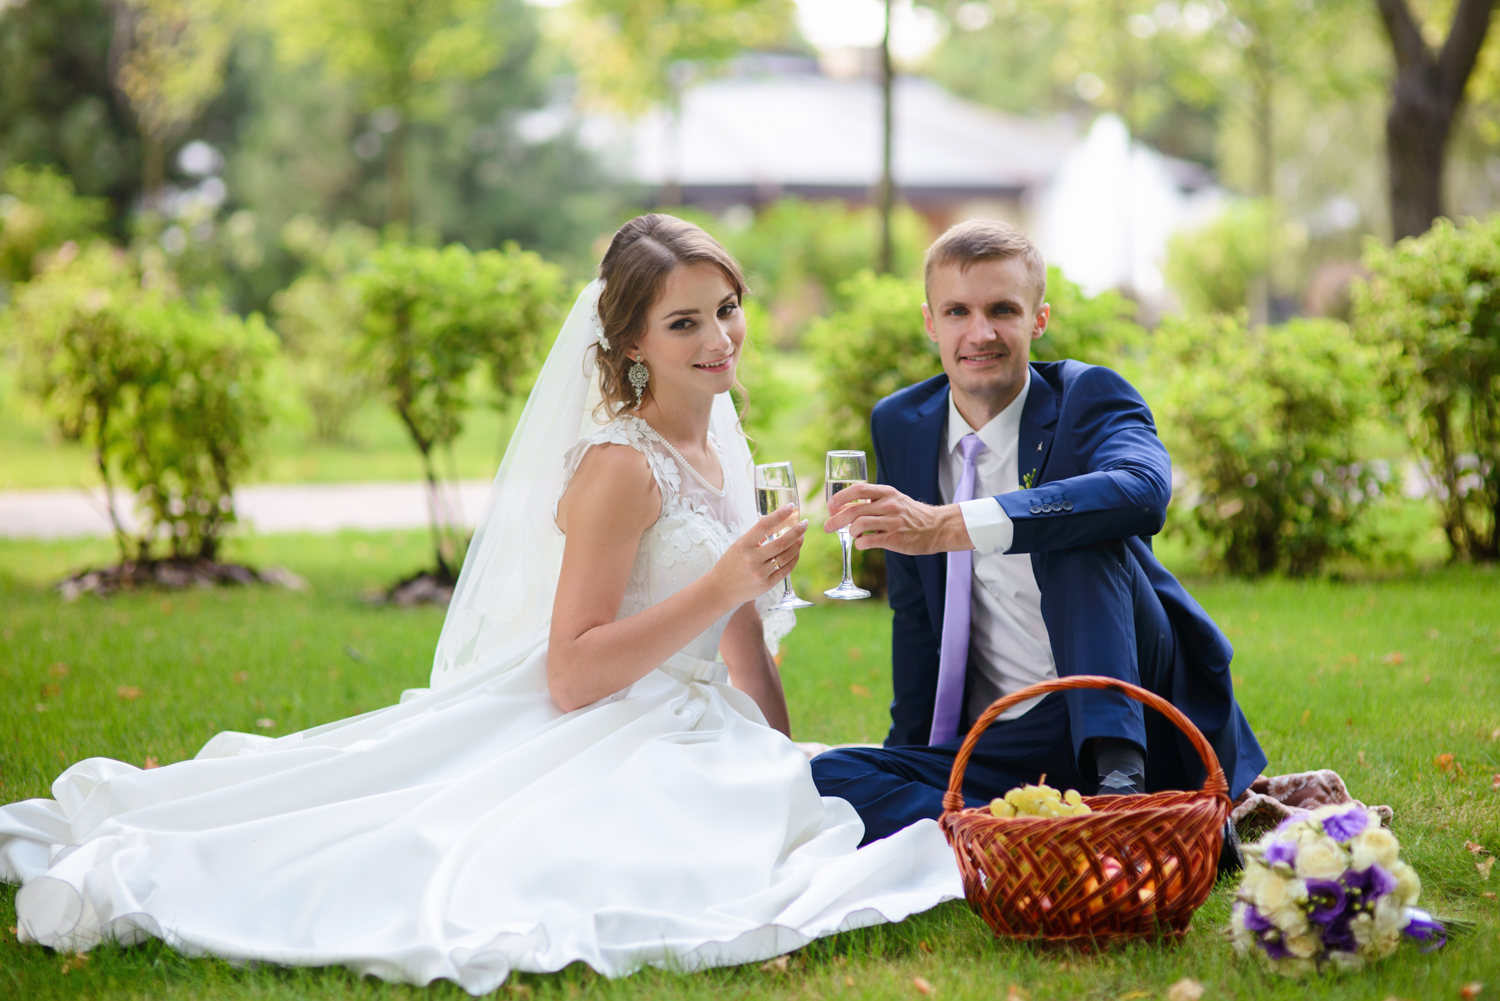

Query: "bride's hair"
(594, 214), (748, 418)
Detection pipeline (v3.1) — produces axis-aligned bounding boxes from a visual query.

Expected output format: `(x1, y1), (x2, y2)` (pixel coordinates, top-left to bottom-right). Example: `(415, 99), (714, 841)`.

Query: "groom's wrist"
(934, 504), (977, 553)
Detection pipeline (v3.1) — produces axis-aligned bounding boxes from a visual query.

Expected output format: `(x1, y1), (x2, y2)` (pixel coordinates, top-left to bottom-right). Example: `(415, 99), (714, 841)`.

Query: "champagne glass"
(754, 462), (815, 610)
(824, 450), (872, 600)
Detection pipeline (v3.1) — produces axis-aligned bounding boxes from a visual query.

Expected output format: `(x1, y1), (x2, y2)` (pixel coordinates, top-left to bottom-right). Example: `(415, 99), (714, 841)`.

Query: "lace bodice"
(561, 417), (746, 665)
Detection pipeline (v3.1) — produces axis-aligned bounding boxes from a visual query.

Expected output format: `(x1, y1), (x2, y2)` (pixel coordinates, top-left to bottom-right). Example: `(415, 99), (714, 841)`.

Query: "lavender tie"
(930, 432), (986, 745)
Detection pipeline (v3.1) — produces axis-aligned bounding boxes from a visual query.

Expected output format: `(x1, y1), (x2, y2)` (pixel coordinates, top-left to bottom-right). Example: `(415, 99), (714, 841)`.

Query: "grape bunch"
(989, 777), (1092, 818)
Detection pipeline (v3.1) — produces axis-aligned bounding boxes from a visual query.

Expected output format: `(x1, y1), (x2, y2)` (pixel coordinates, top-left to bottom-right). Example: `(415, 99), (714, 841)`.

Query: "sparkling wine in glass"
(824, 450), (872, 600)
(754, 462), (815, 610)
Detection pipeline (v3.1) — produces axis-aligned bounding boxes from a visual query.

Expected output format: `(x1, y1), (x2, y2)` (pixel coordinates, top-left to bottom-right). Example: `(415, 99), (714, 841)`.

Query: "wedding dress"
(0, 282), (961, 995)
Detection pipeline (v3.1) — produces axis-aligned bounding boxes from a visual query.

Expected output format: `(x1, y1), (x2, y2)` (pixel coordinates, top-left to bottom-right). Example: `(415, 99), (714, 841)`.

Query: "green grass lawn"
(1, 534), (1498, 999)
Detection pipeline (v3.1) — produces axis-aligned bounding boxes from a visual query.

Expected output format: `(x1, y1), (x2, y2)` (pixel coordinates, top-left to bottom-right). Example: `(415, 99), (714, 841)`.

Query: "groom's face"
(922, 257), (1049, 415)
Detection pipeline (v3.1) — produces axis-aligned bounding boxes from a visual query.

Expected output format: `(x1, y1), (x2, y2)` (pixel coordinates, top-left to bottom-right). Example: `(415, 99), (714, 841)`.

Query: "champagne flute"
(754, 462), (815, 610)
(824, 450), (872, 600)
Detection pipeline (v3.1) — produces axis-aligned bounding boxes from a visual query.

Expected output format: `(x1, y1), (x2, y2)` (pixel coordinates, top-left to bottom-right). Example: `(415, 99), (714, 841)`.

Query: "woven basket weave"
(939, 675), (1231, 944)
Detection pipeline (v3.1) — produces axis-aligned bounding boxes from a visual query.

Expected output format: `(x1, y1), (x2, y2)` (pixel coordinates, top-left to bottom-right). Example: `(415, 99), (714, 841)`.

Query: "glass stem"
(839, 527), (854, 584)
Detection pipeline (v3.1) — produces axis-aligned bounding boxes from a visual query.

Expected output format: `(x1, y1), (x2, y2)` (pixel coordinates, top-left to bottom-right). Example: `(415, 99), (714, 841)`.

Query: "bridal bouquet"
(1230, 804), (1447, 974)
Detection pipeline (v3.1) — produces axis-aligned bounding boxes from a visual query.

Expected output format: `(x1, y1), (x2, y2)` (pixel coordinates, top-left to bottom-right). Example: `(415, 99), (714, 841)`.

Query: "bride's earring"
(628, 357), (649, 409)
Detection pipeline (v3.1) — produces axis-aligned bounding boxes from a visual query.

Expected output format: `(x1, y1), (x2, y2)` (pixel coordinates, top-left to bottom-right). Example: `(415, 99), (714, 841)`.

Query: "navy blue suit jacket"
(871, 361), (1265, 799)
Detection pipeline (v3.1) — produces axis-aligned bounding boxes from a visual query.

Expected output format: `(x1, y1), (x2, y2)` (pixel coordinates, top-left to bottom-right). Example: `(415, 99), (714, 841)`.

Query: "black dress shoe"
(1218, 819), (1245, 875)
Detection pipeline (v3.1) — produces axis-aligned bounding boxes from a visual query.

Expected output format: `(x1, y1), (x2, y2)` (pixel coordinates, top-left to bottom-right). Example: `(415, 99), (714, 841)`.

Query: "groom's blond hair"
(924, 219), (1047, 309)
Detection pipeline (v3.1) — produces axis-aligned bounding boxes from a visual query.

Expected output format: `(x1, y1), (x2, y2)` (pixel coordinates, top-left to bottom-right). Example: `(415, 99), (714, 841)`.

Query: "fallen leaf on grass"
(48, 662), (69, 678)
(1300, 710), (1311, 725)
(1479, 857), (1495, 881)
(1436, 753), (1457, 772)
(1459, 984), (1483, 1000)
(1467, 841), (1492, 856)
(40, 683), (59, 698)
(116, 685), (141, 701)
(1166, 979), (1204, 1001)
(233, 671), (249, 684)
(7, 926), (15, 937)
(1429, 628), (1441, 639)
(505, 983), (531, 996)
(60, 952), (89, 973)
(845, 976), (856, 987)
(918, 939), (931, 952)
(143, 757), (158, 769)
(913, 976), (935, 996)
(1492, 774), (1500, 791)
(1491, 728), (1500, 741)
(849, 684), (871, 698)
(1382, 651), (1405, 665)
(760, 956), (789, 973)
(1482, 892), (1497, 900)
(1118, 992), (1152, 1000)
(1005, 985), (1029, 1001)
(255, 718), (276, 729)
(848, 646), (863, 660)
(1358, 751), (1368, 767)
(1424, 675), (1432, 684)
(33, 703), (45, 713)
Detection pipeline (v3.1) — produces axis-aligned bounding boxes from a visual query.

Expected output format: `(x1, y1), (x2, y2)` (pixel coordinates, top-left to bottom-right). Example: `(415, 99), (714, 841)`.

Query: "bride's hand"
(709, 506), (807, 606)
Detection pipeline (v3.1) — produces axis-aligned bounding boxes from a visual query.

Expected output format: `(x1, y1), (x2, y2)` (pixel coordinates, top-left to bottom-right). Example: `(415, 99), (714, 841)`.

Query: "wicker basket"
(939, 675), (1231, 944)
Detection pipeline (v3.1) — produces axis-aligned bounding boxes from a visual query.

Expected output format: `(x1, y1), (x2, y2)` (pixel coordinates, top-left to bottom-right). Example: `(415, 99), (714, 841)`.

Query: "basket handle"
(941, 675), (1229, 814)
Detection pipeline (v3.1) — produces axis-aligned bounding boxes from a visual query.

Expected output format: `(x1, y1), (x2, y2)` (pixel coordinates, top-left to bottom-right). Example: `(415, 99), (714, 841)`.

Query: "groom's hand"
(823, 484), (974, 556)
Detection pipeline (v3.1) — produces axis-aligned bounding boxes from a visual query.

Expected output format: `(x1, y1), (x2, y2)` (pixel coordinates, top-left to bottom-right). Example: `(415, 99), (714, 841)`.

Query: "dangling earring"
(628, 357), (649, 409)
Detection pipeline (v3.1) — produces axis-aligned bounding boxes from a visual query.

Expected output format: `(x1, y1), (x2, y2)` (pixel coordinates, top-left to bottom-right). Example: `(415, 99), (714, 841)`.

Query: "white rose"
(1294, 836), (1349, 880)
(1253, 872), (1291, 913)
(1350, 826), (1400, 870)
(1285, 932), (1320, 959)
(1391, 862), (1422, 907)
(1349, 911), (1375, 947)
(1327, 950), (1365, 972)
(1374, 895), (1404, 939)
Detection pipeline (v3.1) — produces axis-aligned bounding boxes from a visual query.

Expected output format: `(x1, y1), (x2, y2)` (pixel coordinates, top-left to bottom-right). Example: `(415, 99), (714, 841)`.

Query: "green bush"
(4, 244), (275, 563)
(1035, 265), (1144, 364)
(272, 217), (380, 443)
(1163, 200), (1271, 316)
(352, 239), (565, 577)
(0, 165), (109, 288)
(1150, 314), (1389, 576)
(1355, 216), (1500, 562)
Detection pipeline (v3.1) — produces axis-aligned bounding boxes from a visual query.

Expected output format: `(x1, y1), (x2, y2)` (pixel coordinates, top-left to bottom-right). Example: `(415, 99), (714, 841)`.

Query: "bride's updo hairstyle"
(594, 213), (747, 418)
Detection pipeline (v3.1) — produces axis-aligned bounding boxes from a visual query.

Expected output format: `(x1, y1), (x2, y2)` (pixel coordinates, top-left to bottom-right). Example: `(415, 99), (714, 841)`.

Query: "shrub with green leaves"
(0, 165), (109, 288)
(272, 218), (381, 443)
(1035, 266), (1144, 364)
(1163, 199), (1271, 316)
(1150, 315), (1389, 576)
(353, 239), (564, 578)
(1354, 216), (1500, 561)
(5, 244), (275, 563)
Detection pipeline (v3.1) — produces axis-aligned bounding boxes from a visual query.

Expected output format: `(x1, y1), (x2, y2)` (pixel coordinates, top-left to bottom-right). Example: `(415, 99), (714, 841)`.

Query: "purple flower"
(1322, 912), (1357, 953)
(1401, 908), (1448, 953)
(1263, 839), (1297, 867)
(1239, 904), (1293, 960)
(1321, 807), (1369, 843)
(1304, 878), (1347, 925)
(1342, 862), (1397, 904)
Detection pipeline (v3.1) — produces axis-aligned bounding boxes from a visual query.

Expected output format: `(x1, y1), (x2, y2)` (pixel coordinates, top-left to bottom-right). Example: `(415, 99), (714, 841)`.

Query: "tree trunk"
(1375, 0), (1496, 241)
(877, 0), (895, 275)
(1248, 29), (1275, 325)
(387, 116), (411, 230)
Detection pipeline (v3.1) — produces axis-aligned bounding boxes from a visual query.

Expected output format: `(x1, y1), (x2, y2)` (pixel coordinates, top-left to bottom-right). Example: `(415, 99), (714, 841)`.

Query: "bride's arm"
(719, 604), (790, 736)
(548, 444), (805, 712)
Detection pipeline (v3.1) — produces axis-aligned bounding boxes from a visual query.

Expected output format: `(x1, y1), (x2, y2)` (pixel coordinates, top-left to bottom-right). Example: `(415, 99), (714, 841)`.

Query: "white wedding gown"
(0, 416), (961, 995)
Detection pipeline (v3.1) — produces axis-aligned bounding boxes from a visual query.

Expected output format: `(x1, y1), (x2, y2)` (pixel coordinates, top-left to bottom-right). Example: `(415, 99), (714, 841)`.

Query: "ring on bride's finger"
(772, 558), (781, 571)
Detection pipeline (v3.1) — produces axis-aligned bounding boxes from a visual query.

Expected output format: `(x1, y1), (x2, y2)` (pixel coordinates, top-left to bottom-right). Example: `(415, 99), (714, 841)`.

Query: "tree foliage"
(0, 165), (110, 286)
(1150, 314), (1388, 576)
(352, 239), (565, 576)
(1034, 265), (1145, 363)
(1354, 214), (1500, 560)
(4, 243), (275, 563)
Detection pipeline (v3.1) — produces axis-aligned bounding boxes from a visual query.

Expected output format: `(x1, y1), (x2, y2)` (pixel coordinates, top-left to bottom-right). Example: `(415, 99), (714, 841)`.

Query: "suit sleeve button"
(1029, 505), (1041, 515)
(1062, 501), (1073, 511)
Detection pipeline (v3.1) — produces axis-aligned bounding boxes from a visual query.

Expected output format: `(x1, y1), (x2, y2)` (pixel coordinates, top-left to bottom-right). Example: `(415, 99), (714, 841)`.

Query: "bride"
(0, 214), (961, 994)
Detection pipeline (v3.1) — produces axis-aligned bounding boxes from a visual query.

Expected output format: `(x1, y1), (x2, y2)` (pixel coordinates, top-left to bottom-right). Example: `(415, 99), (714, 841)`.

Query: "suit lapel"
(1017, 365), (1058, 487)
(909, 381), (950, 635)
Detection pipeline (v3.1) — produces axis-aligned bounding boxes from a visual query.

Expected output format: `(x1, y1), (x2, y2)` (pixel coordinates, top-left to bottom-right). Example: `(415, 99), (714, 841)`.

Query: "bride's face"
(634, 262), (745, 406)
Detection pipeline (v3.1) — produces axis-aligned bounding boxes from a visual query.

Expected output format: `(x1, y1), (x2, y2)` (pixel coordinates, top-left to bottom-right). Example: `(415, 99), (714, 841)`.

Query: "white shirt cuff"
(959, 497), (1013, 555)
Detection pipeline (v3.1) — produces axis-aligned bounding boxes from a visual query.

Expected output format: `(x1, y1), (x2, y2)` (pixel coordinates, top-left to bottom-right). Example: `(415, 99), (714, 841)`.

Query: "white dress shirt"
(937, 371), (1056, 721)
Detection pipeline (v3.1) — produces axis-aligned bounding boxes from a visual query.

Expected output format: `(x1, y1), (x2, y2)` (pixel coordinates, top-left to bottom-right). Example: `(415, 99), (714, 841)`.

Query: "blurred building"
(539, 55), (1222, 312)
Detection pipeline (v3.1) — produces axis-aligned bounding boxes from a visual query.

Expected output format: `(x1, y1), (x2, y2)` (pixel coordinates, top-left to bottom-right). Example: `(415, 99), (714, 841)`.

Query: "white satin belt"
(659, 651), (729, 686)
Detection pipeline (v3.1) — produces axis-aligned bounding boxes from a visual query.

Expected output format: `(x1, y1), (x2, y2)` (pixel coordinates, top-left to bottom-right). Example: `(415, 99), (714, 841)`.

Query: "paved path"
(0, 482), (495, 539)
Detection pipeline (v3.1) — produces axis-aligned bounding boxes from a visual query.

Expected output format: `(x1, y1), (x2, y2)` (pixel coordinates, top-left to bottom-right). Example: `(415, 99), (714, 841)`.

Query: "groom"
(810, 220), (1265, 859)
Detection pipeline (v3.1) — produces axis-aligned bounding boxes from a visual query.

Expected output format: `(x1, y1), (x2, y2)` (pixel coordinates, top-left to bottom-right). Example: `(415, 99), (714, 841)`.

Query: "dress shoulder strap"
(559, 416), (681, 511)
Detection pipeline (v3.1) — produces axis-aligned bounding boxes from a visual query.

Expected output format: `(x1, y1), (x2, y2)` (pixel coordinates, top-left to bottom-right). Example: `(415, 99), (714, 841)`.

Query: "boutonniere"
(1022, 468), (1038, 489)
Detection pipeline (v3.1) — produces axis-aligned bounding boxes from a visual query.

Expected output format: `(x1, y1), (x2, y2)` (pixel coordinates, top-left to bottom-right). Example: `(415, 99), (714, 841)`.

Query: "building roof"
(575, 58), (1076, 203)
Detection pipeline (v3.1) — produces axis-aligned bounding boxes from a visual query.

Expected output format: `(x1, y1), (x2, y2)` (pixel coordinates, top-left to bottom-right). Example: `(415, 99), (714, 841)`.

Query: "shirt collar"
(946, 369), (1031, 456)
